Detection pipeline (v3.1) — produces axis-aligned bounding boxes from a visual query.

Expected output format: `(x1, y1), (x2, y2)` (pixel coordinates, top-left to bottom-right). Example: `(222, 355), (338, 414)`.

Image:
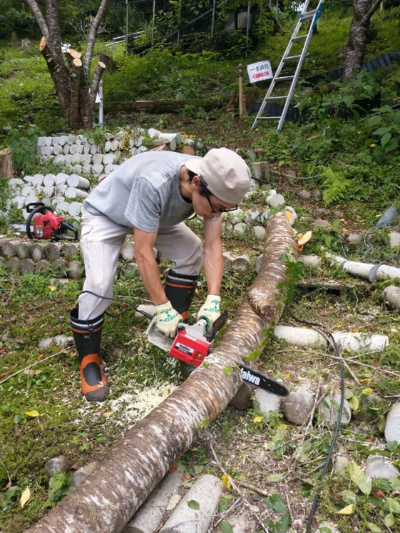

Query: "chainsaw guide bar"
(145, 316), (289, 397)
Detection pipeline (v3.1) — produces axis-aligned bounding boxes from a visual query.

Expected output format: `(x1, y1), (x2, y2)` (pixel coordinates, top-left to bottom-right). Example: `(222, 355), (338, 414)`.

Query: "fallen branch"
(209, 442), (269, 533)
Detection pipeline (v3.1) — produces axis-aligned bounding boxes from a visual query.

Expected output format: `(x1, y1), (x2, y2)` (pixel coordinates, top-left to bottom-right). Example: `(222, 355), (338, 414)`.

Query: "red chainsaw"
(26, 202), (78, 241)
(145, 311), (289, 397)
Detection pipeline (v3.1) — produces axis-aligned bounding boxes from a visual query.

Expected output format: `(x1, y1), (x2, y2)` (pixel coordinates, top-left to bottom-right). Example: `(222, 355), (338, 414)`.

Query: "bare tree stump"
(0, 149), (14, 178)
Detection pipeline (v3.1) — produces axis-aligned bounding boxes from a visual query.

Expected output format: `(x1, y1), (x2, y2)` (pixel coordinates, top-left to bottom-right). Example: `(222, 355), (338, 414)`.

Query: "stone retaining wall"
(0, 237), (257, 278)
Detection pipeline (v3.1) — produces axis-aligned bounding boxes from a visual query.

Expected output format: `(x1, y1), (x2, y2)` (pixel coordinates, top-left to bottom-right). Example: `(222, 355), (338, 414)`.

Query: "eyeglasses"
(199, 175), (238, 214)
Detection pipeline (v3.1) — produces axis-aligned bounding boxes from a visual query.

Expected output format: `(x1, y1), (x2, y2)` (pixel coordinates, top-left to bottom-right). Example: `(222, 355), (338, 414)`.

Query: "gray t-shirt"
(84, 151), (197, 232)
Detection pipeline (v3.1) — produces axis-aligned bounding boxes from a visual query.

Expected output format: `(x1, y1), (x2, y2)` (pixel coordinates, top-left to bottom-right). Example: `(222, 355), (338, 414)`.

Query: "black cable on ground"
(79, 290), (149, 318)
(290, 313), (345, 532)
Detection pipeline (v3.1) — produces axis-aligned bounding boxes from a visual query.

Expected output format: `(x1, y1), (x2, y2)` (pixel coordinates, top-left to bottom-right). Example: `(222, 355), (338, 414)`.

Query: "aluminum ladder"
(251, 0), (324, 132)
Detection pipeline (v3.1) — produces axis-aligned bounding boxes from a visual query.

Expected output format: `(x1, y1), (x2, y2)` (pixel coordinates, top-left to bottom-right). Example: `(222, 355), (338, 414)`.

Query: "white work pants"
(78, 208), (202, 320)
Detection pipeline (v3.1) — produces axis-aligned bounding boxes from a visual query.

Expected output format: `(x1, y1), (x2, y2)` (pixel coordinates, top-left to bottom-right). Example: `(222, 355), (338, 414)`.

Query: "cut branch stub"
(24, 212), (295, 533)
(39, 35), (46, 52)
(67, 48), (82, 59)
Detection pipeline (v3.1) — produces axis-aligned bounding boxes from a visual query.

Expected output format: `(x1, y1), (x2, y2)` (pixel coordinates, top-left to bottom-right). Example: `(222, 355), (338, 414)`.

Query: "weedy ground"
(1, 3), (400, 531)
(1, 169), (400, 532)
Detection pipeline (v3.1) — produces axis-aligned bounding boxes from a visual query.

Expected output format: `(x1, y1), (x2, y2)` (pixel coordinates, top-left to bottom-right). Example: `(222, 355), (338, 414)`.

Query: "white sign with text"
(247, 61), (273, 83)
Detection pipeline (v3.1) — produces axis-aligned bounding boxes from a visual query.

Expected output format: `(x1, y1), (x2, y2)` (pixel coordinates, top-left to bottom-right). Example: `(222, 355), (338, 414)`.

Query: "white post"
(99, 80), (103, 125)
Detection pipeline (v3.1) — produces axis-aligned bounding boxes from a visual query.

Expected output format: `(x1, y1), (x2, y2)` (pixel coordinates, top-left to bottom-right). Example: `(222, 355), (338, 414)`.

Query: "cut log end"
(39, 36), (46, 51)
(73, 58), (82, 67)
(98, 62), (106, 69)
(67, 48), (82, 59)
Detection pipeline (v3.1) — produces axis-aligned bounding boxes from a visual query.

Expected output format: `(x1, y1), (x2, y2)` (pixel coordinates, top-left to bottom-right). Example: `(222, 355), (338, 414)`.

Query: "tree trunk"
(24, 213), (297, 533)
(39, 36), (71, 119)
(24, 0), (111, 131)
(343, 0), (383, 79)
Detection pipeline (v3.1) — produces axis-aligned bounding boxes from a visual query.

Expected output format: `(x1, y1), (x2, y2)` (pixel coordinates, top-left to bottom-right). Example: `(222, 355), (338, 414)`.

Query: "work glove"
(155, 300), (183, 338)
(197, 295), (221, 331)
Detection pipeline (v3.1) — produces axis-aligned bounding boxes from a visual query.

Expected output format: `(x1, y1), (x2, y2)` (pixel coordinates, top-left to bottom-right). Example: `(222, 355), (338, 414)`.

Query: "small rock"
(382, 286), (400, 311)
(245, 208), (260, 223)
(366, 456), (400, 479)
(298, 190), (311, 200)
(333, 454), (350, 474)
(315, 208), (329, 216)
(121, 242), (135, 262)
(54, 335), (73, 347)
(233, 222), (247, 235)
(226, 208), (244, 224)
(313, 219), (332, 231)
(389, 232), (400, 248)
(45, 456), (69, 479)
(71, 462), (98, 487)
(223, 252), (233, 270)
(255, 254), (263, 274)
(232, 255), (251, 272)
(253, 388), (281, 416)
(252, 226), (265, 241)
(267, 193), (285, 208)
(346, 233), (363, 245)
(298, 255), (321, 269)
(229, 383), (252, 410)
(313, 190), (322, 199)
(385, 401), (400, 444)
(39, 337), (55, 349)
(282, 386), (314, 425)
(318, 394), (351, 427)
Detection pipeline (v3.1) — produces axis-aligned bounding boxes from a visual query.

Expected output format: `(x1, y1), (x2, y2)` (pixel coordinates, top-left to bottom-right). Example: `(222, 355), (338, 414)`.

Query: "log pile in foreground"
(25, 212), (297, 533)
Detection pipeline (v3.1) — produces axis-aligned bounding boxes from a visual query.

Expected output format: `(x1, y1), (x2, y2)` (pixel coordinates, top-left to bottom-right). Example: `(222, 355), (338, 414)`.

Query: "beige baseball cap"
(185, 148), (251, 204)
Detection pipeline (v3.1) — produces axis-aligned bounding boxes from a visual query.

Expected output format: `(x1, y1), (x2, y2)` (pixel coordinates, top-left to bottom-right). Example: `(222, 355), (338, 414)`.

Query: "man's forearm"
(135, 253), (166, 305)
(203, 242), (223, 295)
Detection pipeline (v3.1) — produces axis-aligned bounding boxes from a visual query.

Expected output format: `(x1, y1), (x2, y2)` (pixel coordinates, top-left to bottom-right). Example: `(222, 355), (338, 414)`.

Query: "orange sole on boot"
(80, 353), (109, 402)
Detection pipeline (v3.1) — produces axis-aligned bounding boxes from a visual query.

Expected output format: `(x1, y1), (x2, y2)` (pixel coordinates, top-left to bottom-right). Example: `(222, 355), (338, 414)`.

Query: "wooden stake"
(238, 64), (244, 117)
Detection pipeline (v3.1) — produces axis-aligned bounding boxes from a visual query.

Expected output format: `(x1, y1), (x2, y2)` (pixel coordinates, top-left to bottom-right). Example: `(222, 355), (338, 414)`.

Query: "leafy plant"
(321, 166), (353, 206)
(47, 472), (73, 506)
(2, 123), (42, 173)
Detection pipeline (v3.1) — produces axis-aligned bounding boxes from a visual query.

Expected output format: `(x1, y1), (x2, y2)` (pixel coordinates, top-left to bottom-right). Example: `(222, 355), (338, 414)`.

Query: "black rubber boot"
(70, 307), (109, 402)
(165, 270), (198, 322)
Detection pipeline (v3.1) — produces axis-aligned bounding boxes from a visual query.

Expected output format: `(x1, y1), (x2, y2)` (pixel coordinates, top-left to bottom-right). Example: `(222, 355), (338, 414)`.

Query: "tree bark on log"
(343, 0), (384, 79)
(25, 212), (296, 533)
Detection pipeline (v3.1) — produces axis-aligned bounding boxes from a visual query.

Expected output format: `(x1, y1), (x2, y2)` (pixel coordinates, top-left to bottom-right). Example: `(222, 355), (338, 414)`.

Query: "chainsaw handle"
(26, 204), (52, 240)
(26, 202), (54, 214)
(58, 221), (78, 241)
(204, 310), (228, 342)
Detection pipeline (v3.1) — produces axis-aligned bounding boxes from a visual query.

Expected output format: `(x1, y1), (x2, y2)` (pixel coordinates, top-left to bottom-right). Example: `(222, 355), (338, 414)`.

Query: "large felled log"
(25, 212), (296, 533)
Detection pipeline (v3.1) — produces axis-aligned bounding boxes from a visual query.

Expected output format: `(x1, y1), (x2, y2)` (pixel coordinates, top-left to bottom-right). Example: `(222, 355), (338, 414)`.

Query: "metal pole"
(99, 80), (103, 125)
(177, 0), (181, 43)
(152, 0), (156, 46)
(246, 2), (250, 56)
(211, 0), (216, 36)
(126, 0), (129, 53)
